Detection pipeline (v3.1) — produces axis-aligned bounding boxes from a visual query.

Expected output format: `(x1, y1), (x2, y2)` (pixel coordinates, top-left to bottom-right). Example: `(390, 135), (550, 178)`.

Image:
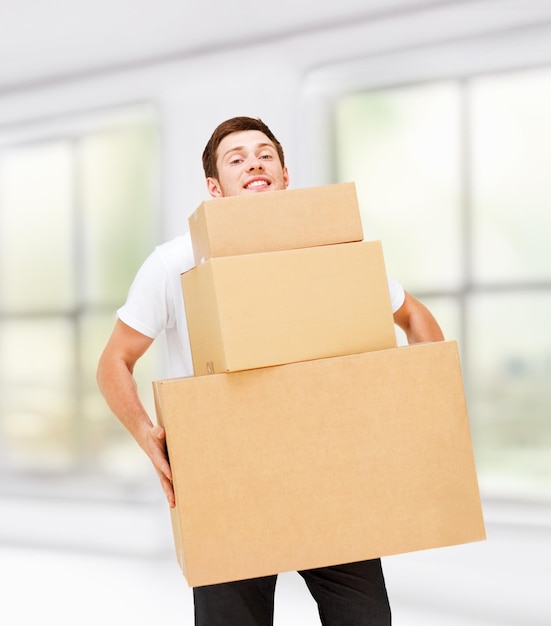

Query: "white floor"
(1, 499), (550, 625)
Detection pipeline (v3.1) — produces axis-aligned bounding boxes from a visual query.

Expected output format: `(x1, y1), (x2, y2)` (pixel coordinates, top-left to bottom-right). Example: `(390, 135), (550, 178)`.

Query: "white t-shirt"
(118, 232), (196, 378)
(117, 233), (406, 379)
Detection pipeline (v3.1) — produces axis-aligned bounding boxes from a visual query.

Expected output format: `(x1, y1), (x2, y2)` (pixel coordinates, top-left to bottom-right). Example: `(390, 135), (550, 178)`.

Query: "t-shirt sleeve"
(117, 250), (175, 339)
(387, 276), (406, 314)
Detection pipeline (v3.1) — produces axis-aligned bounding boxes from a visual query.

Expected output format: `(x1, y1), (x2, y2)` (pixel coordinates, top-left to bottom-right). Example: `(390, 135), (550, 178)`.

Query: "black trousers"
(193, 559), (391, 626)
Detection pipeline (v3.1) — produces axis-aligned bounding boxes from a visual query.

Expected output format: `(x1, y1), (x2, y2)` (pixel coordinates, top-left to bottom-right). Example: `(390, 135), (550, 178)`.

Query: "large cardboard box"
(181, 240), (397, 375)
(189, 182), (363, 264)
(153, 341), (486, 587)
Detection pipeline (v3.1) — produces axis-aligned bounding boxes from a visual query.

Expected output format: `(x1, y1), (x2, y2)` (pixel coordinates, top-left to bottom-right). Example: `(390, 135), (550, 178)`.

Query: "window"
(0, 108), (161, 495)
(334, 68), (551, 501)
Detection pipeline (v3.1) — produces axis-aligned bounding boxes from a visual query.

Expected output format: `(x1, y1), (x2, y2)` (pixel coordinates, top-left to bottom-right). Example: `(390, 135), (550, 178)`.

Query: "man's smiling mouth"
(245, 179), (270, 190)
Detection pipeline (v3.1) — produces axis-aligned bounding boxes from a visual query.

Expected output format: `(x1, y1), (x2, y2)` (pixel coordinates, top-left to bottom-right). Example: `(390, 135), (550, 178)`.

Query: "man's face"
(207, 130), (289, 198)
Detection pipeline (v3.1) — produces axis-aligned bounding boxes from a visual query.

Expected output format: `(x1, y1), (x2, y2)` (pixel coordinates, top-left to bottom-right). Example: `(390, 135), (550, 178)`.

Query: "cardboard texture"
(153, 341), (486, 587)
(188, 182), (363, 264)
(181, 240), (397, 375)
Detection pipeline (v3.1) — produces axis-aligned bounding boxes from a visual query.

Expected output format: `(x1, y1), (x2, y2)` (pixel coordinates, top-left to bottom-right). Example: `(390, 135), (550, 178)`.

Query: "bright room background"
(2, 3), (550, 507)
(0, 3), (550, 623)
(0, 0), (551, 626)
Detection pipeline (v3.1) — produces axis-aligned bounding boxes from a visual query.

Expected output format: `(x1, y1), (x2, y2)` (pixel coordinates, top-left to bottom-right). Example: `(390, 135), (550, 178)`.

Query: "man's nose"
(247, 157), (263, 171)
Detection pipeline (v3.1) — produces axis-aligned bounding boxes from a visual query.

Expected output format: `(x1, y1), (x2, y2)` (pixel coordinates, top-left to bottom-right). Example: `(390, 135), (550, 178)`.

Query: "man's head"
(202, 117), (289, 198)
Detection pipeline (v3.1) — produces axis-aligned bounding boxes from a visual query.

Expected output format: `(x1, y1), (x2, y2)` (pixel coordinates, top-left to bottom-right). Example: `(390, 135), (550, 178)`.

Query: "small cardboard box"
(153, 341), (486, 587)
(188, 182), (363, 264)
(181, 240), (397, 375)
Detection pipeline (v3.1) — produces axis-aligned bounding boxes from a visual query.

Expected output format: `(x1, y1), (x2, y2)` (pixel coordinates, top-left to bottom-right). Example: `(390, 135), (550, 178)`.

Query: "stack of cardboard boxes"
(153, 183), (485, 588)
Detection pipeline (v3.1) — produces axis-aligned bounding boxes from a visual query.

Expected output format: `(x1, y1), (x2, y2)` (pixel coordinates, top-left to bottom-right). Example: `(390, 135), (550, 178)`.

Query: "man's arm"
(393, 291), (445, 344)
(96, 319), (175, 507)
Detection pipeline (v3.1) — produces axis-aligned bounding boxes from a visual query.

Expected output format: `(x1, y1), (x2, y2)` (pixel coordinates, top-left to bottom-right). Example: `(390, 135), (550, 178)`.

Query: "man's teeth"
(247, 180), (268, 188)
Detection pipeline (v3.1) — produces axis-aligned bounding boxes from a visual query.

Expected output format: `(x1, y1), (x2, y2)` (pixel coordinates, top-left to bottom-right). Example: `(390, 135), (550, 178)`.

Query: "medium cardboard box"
(153, 341), (486, 587)
(188, 182), (363, 264)
(181, 240), (397, 375)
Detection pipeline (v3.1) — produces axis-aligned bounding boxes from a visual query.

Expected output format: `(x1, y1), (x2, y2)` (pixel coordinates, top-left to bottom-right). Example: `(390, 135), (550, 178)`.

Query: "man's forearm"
(393, 292), (445, 344)
(404, 312), (444, 344)
(97, 356), (153, 449)
(97, 353), (175, 506)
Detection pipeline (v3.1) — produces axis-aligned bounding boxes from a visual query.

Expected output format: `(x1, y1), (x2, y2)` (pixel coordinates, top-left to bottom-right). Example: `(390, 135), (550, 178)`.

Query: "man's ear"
(283, 166), (290, 189)
(206, 177), (223, 198)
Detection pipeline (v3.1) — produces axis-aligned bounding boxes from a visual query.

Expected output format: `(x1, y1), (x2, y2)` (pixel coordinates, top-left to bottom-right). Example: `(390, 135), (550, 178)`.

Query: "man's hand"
(145, 424), (175, 508)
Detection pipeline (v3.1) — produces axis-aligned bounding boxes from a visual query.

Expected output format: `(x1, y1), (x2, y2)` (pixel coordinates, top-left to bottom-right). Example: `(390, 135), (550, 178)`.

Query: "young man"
(97, 116), (444, 625)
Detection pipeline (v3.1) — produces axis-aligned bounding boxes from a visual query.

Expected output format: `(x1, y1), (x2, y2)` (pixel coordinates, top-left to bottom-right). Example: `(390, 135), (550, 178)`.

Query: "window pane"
(0, 319), (76, 472)
(0, 110), (160, 490)
(80, 123), (159, 307)
(471, 68), (551, 284)
(335, 82), (462, 292)
(466, 292), (551, 499)
(0, 142), (75, 312)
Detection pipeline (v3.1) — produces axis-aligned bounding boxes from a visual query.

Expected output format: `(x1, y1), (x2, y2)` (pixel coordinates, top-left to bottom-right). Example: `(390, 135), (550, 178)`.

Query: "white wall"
(1, 1), (551, 243)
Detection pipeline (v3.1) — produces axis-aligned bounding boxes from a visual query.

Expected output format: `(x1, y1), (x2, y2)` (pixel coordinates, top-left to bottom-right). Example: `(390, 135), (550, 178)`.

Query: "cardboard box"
(189, 182), (363, 264)
(181, 240), (397, 375)
(153, 341), (486, 587)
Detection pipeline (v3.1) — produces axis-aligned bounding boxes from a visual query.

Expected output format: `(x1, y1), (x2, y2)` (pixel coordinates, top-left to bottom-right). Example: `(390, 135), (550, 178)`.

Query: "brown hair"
(202, 116), (285, 179)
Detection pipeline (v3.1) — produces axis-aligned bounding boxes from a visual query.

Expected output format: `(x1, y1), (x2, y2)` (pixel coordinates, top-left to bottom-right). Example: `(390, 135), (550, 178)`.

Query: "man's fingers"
(158, 470), (176, 508)
(148, 425), (173, 500)
(151, 424), (166, 441)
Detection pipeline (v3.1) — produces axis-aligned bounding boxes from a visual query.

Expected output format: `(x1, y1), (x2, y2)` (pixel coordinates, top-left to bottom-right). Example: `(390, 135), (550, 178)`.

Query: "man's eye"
(260, 154), (272, 160)
(230, 158), (242, 165)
